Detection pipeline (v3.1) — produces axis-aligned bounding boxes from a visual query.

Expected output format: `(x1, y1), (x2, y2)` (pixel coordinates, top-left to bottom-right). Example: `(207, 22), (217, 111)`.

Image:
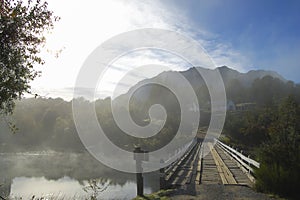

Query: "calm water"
(10, 176), (152, 199)
(0, 152), (159, 199)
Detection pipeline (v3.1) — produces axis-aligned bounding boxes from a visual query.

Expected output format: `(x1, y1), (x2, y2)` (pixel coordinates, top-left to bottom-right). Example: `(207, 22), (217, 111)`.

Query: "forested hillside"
(1, 66), (299, 154)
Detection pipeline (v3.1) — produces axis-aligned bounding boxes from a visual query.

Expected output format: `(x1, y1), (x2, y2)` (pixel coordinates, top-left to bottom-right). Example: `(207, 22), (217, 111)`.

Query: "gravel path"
(169, 184), (279, 200)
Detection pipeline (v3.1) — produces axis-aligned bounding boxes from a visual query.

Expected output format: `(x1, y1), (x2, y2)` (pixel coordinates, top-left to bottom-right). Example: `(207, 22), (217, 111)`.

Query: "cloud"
(205, 42), (250, 72)
(31, 0), (188, 96)
(96, 49), (192, 99)
(29, 0), (250, 100)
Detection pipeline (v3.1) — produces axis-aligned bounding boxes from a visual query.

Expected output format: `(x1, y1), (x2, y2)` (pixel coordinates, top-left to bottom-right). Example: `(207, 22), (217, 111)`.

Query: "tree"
(0, 0), (59, 115)
(226, 79), (247, 103)
(255, 96), (300, 198)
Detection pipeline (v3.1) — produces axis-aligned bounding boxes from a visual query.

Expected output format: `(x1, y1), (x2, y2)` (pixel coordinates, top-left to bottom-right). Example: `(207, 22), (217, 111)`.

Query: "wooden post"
(159, 159), (166, 189)
(133, 147), (148, 197)
(136, 172), (143, 197)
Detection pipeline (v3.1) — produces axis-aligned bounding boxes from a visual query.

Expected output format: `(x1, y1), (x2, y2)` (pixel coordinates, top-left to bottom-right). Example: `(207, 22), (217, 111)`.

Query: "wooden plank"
(209, 143), (237, 185)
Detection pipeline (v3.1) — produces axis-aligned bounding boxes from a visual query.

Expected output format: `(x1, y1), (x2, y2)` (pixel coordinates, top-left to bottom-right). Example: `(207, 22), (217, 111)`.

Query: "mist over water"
(0, 152), (159, 199)
(1, 66), (297, 199)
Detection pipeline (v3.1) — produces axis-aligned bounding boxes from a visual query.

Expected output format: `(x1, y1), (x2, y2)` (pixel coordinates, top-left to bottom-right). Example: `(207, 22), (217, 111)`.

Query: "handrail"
(214, 139), (260, 173)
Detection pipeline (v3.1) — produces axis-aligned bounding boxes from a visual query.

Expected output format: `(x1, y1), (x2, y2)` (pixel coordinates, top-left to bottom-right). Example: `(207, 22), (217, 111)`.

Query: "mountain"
(217, 66), (286, 86)
(114, 66), (287, 105)
(1, 66), (297, 153)
(110, 65), (297, 132)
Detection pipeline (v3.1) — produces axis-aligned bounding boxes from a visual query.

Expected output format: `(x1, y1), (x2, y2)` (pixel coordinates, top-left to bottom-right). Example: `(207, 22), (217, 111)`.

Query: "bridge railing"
(164, 138), (197, 175)
(160, 138), (198, 188)
(214, 139), (260, 174)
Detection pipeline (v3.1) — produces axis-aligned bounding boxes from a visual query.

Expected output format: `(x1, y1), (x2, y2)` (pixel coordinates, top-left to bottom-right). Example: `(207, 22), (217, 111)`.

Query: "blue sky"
(31, 0), (300, 99)
(163, 0), (300, 82)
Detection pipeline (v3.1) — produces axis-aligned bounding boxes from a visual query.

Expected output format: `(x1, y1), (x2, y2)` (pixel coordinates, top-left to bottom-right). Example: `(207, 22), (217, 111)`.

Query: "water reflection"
(10, 176), (152, 199)
(11, 176), (85, 198)
(0, 152), (159, 199)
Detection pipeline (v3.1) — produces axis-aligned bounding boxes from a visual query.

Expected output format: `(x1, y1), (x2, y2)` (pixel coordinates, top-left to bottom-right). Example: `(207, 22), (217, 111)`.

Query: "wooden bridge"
(159, 137), (260, 190)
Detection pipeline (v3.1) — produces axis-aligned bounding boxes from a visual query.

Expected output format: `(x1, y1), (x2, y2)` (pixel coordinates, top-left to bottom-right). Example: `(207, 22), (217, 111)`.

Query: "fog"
(0, 152), (159, 198)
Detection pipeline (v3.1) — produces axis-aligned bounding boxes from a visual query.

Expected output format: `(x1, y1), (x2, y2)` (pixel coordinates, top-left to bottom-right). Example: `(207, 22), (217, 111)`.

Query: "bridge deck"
(201, 149), (222, 184)
(214, 144), (252, 186)
(164, 140), (254, 189)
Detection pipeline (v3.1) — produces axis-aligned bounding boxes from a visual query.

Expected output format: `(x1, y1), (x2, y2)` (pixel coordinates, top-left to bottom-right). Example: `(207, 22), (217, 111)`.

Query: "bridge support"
(136, 172), (144, 197)
(159, 160), (166, 189)
(134, 147), (149, 197)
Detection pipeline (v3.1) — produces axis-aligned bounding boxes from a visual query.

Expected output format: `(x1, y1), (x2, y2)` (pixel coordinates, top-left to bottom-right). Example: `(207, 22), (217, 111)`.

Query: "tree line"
(223, 78), (300, 198)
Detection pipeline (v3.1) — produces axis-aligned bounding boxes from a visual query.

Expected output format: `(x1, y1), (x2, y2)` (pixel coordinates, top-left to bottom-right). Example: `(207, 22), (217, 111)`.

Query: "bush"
(255, 96), (300, 198)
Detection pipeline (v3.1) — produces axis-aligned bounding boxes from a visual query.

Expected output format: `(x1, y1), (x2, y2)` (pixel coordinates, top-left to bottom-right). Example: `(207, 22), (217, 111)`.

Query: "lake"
(0, 152), (159, 199)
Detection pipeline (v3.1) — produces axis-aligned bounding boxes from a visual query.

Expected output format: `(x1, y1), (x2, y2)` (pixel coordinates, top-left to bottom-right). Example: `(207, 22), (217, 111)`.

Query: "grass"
(132, 189), (174, 200)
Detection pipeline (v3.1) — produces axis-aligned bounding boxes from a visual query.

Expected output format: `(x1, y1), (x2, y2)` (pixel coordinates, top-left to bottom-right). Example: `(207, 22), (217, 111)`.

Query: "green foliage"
(0, 97), (83, 152)
(96, 86), (183, 152)
(224, 95), (300, 198)
(0, 0), (58, 115)
(223, 75), (300, 150)
(255, 96), (300, 198)
(0, 96), (183, 153)
(224, 110), (270, 150)
(224, 75), (300, 108)
(226, 79), (248, 103)
(250, 76), (298, 107)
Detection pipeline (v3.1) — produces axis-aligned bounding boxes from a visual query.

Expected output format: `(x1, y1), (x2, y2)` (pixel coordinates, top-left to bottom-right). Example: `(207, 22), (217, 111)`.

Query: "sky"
(30, 0), (300, 100)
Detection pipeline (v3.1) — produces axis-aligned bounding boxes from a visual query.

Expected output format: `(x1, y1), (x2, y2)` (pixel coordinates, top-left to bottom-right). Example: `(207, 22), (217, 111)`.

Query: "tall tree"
(0, 0), (58, 115)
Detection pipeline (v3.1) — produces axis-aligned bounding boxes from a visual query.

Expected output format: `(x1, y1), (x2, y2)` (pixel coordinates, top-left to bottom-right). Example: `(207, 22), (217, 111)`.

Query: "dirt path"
(168, 184), (278, 200)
